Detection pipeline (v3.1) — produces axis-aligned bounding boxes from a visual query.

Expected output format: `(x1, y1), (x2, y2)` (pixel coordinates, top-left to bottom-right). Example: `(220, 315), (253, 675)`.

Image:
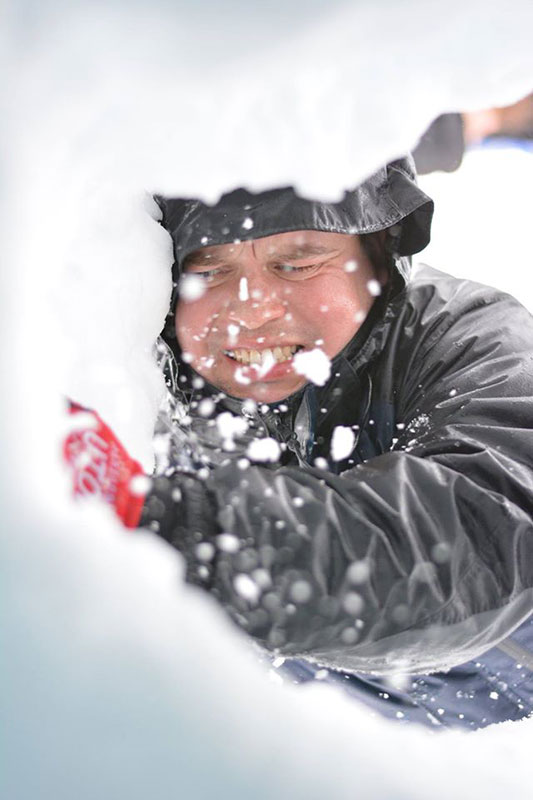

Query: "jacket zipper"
(259, 408), (312, 469)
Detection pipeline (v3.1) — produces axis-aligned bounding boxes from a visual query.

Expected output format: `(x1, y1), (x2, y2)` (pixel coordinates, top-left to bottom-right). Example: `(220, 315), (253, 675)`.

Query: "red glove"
(64, 402), (147, 529)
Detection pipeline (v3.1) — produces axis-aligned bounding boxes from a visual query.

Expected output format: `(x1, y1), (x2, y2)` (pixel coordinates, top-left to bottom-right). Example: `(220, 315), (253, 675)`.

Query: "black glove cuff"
(140, 473), (218, 582)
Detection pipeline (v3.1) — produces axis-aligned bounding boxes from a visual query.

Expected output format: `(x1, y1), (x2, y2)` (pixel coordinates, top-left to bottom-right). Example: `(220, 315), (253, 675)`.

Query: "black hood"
(156, 156), (434, 288)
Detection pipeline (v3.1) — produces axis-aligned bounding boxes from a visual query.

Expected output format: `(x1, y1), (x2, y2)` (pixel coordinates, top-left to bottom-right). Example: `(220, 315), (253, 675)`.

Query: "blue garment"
(279, 615), (533, 730)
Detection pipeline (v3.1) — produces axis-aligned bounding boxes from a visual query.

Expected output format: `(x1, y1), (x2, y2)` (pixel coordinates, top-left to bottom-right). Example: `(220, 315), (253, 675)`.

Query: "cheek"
(175, 298), (216, 352)
(299, 280), (364, 324)
(295, 278), (367, 344)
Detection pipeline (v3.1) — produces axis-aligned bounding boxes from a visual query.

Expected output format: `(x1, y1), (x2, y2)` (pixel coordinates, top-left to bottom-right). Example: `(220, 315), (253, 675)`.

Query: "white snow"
(234, 366), (252, 385)
(343, 591), (364, 616)
(216, 533), (241, 553)
(290, 579), (313, 604)
(198, 398), (216, 417)
(293, 348), (332, 386)
(4, 0), (533, 797)
(195, 541), (216, 562)
(179, 273), (206, 302)
(227, 323), (240, 345)
(367, 279), (382, 297)
(331, 425), (356, 461)
(233, 573), (260, 603)
(246, 437), (282, 463)
(343, 259), (358, 273)
(346, 560), (371, 585)
(418, 144), (533, 312)
(215, 411), (249, 450)
(238, 277), (249, 301)
(128, 474), (152, 498)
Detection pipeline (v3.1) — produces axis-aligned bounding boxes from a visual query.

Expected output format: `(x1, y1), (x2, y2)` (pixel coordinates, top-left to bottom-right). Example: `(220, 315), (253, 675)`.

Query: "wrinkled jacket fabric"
(144, 165), (533, 729)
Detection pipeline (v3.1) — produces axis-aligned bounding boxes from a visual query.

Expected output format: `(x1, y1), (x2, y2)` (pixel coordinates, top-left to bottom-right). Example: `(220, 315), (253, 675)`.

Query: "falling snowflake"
(246, 437), (281, 462)
(346, 560), (370, 584)
(293, 348), (331, 386)
(195, 542), (215, 562)
(342, 591), (364, 615)
(216, 412), (248, 450)
(234, 573), (260, 603)
(367, 279), (381, 297)
(289, 579), (312, 603)
(239, 277), (249, 301)
(331, 425), (355, 461)
(227, 323), (240, 345)
(179, 274), (206, 302)
(129, 474), (152, 497)
(198, 398), (215, 417)
(216, 533), (240, 553)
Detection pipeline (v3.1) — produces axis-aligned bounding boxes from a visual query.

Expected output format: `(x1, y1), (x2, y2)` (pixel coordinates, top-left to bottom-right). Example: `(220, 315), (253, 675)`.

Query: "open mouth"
(224, 344), (303, 367)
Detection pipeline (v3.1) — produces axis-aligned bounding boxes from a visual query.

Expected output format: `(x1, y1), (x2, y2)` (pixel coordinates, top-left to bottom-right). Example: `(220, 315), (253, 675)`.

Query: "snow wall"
(3, 1), (533, 798)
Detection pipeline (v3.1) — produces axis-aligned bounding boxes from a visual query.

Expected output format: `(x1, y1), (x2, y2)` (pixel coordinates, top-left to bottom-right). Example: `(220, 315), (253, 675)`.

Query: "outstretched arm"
(144, 279), (533, 674)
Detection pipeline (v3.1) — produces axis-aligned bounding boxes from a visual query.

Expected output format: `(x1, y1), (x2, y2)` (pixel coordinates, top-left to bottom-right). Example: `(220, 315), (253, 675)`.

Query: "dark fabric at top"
(156, 156), (434, 276)
(412, 113), (465, 175)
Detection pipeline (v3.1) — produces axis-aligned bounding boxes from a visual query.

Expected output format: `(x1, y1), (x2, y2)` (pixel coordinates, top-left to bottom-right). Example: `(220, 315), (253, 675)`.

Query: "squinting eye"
(276, 263), (317, 274)
(191, 268), (226, 282)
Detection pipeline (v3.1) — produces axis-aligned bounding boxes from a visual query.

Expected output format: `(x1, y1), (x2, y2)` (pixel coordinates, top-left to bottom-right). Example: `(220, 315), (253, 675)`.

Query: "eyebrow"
(184, 243), (338, 269)
(267, 244), (339, 262)
(183, 248), (230, 269)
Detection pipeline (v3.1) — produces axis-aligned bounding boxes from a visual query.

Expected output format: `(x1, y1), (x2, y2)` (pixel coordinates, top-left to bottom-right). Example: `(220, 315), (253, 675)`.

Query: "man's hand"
(64, 402), (148, 528)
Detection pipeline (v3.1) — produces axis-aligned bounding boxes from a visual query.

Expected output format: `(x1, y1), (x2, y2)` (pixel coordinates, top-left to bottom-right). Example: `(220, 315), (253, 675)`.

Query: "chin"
(229, 380), (303, 404)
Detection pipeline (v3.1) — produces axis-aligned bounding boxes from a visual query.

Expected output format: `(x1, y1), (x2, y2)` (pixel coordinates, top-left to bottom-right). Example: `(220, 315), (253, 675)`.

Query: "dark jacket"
(144, 164), (533, 729)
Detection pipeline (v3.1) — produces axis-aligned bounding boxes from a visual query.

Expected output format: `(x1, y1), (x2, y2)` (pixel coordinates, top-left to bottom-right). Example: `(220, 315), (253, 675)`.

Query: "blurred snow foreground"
(2, 0), (533, 797)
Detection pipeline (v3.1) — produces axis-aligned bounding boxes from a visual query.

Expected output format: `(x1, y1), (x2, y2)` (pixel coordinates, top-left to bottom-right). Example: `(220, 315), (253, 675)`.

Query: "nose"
(226, 275), (286, 330)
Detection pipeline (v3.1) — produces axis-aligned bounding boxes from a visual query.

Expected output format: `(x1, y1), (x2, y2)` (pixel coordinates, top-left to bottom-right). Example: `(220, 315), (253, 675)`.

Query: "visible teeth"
(226, 344), (301, 365)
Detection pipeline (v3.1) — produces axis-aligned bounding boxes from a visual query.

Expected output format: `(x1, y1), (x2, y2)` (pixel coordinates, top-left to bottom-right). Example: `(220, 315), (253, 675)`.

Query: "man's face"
(176, 230), (378, 403)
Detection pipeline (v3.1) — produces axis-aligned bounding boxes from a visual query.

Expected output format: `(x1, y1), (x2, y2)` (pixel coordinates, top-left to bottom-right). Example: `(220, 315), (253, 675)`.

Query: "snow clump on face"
(179, 273), (206, 302)
(234, 367), (252, 385)
(293, 348), (331, 386)
(239, 277), (249, 301)
(344, 259), (358, 273)
(331, 425), (356, 461)
(227, 323), (240, 345)
(367, 279), (381, 297)
(246, 437), (281, 463)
